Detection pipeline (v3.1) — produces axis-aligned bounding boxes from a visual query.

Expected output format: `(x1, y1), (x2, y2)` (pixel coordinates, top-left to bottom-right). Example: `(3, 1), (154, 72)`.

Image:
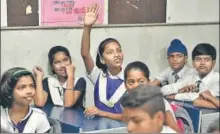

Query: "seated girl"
(124, 61), (181, 132)
(33, 46), (86, 109)
(0, 67), (50, 133)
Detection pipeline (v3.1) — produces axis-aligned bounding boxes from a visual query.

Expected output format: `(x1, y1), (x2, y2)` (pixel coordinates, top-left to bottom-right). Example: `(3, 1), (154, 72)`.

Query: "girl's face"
(102, 42), (124, 70)
(52, 52), (71, 78)
(13, 76), (35, 107)
(125, 69), (149, 92)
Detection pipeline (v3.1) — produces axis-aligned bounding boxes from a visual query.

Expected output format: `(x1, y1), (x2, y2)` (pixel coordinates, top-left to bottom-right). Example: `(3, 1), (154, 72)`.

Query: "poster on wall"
(41, 0), (105, 26)
(7, 0), (39, 27)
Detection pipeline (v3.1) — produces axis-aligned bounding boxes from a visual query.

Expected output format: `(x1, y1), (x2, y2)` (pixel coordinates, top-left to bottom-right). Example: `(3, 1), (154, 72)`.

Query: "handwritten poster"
(41, 0), (105, 26)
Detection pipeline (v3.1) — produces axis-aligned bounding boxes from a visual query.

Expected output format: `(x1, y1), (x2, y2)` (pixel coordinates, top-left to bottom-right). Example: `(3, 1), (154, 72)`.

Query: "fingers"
(85, 110), (97, 117)
(93, 4), (99, 14)
(36, 66), (43, 72)
(84, 107), (98, 117)
(178, 85), (197, 93)
(87, 3), (99, 14)
(33, 66), (43, 73)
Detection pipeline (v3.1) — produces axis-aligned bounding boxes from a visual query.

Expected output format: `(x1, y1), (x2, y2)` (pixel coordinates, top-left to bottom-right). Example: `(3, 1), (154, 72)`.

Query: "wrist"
(99, 110), (106, 117)
(65, 88), (73, 90)
(84, 25), (92, 29)
(67, 75), (74, 80)
(36, 76), (43, 81)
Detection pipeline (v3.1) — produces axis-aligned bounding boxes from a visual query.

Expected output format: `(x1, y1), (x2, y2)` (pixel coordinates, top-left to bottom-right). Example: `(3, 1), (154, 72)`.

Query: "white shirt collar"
(107, 66), (124, 80)
(172, 65), (187, 78)
(200, 69), (215, 85)
(50, 75), (67, 88)
(6, 106), (33, 124)
(160, 125), (177, 133)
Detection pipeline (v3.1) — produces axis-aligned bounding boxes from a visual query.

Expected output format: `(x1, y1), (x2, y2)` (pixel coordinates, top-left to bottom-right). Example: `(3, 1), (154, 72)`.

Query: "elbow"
(64, 101), (76, 108)
(192, 99), (199, 107)
(34, 100), (46, 108)
(81, 51), (89, 58)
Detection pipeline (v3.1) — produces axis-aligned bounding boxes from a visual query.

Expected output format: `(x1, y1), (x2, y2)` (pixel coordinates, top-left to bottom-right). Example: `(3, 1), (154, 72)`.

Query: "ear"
(154, 111), (165, 125)
(212, 60), (216, 68)
(185, 56), (188, 64)
(100, 58), (105, 64)
(192, 60), (196, 68)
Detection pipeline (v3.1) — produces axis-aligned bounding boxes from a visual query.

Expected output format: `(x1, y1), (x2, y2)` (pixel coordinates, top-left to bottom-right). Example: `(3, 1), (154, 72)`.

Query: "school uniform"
(164, 99), (176, 122)
(1, 106), (50, 133)
(43, 75), (86, 109)
(160, 125), (177, 133)
(87, 66), (126, 114)
(155, 65), (194, 85)
(161, 70), (219, 101)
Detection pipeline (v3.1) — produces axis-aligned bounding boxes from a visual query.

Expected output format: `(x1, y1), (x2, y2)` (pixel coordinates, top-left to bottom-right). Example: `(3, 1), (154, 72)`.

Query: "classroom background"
(1, 0), (219, 107)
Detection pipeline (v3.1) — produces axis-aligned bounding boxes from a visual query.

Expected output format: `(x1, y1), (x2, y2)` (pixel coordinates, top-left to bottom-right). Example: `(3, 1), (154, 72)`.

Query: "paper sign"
(41, 0), (104, 26)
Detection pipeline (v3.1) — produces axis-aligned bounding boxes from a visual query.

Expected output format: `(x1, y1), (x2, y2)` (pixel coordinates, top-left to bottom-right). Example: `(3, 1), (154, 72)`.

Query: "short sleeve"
(42, 78), (49, 93)
(210, 81), (219, 97)
(36, 112), (51, 133)
(86, 66), (101, 85)
(74, 77), (86, 92)
(163, 99), (176, 121)
(155, 67), (171, 83)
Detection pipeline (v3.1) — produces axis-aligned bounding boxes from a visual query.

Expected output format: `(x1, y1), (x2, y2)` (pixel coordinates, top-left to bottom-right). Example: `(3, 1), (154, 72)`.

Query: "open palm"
(84, 4), (98, 26)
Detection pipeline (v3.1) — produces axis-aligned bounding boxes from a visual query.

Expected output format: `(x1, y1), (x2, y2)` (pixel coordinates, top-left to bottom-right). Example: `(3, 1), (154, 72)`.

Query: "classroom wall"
(166, 0), (219, 23)
(1, 23), (219, 106)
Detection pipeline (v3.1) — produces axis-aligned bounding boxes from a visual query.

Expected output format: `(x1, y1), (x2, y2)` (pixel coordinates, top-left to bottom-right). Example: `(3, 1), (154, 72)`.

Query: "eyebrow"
(130, 116), (141, 120)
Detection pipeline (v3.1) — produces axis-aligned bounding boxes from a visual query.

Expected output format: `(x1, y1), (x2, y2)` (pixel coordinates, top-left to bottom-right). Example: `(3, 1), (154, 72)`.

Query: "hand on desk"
(199, 90), (213, 100)
(193, 90), (220, 108)
(178, 84), (197, 93)
(84, 106), (103, 118)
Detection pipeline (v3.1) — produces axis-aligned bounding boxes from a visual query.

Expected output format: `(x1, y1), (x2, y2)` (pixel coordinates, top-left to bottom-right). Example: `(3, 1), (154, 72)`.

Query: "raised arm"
(81, 4), (99, 74)
(33, 66), (48, 107)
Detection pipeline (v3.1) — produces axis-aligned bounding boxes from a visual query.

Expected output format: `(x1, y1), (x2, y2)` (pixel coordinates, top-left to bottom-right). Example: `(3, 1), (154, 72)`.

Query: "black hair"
(121, 84), (165, 118)
(0, 67), (35, 108)
(124, 61), (150, 81)
(192, 43), (216, 60)
(96, 38), (121, 74)
(207, 118), (220, 133)
(48, 46), (72, 74)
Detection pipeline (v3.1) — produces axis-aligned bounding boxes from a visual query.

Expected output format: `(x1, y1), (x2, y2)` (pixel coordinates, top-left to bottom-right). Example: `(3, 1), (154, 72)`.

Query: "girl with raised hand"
(81, 4), (126, 121)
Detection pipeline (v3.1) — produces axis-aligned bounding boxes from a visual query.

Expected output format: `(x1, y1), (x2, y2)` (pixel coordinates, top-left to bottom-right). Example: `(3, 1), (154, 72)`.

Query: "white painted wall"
(166, 0), (219, 23)
(1, 23), (219, 106)
(1, 0), (7, 27)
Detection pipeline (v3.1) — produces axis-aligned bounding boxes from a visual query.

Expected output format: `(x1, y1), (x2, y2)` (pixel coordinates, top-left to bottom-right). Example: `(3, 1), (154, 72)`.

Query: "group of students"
(0, 4), (219, 133)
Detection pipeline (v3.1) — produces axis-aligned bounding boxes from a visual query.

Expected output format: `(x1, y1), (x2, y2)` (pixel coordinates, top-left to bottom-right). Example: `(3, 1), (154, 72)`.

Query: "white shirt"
(161, 70), (219, 101)
(164, 99), (176, 122)
(160, 125), (177, 133)
(87, 66), (124, 85)
(1, 106), (50, 133)
(156, 65), (194, 85)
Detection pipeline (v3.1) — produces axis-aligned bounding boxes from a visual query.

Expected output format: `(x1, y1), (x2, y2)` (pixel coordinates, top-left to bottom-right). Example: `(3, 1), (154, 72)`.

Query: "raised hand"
(65, 64), (75, 78)
(33, 66), (44, 79)
(84, 4), (99, 26)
